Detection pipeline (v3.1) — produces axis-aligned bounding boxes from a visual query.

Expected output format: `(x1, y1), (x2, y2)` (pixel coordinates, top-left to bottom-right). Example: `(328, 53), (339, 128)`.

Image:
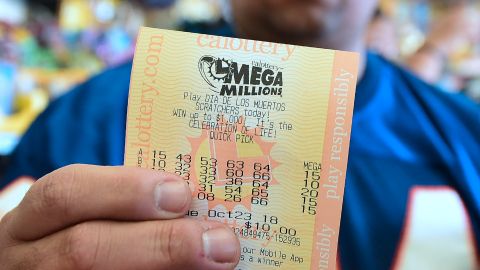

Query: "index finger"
(4, 164), (192, 241)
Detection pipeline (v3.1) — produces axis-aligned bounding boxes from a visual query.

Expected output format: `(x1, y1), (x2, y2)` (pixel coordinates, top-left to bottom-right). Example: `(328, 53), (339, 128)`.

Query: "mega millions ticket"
(124, 27), (359, 270)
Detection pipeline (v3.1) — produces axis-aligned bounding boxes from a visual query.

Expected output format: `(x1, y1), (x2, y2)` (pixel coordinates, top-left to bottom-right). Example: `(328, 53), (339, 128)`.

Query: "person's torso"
(2, 53), (479, 270)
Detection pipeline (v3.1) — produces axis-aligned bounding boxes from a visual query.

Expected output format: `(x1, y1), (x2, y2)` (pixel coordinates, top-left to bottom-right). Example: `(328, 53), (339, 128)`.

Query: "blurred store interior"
(0, 0), (479, 159)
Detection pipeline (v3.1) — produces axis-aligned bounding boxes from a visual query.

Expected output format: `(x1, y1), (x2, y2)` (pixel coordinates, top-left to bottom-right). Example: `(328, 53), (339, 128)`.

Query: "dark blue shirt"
(2, 53), (479, 269)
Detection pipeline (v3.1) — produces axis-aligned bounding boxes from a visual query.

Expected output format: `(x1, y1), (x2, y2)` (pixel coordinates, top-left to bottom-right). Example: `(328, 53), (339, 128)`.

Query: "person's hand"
(0, 165), (240, 270)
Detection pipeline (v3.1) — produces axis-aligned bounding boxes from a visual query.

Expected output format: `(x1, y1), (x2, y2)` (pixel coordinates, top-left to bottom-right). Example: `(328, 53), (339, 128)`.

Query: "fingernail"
(154, 180), (189, 213)
(202, 228), (239, 263)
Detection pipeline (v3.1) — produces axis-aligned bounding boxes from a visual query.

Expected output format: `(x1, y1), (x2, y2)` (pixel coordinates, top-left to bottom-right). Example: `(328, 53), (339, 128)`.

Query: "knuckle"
(0, 246), (38, 270)
(28, 165), (79, 218)
(0, 210), (14, 229)
(0, 239), (43, 270)
(62, 223), (100, 270)
(153, 222), (192, 267)
(39, 178), (66, 209)
(0, 211), (18, 245)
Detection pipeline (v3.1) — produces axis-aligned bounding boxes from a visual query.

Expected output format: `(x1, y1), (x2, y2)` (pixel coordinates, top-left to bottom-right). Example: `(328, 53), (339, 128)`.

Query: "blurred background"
(0, 0), (479, 160)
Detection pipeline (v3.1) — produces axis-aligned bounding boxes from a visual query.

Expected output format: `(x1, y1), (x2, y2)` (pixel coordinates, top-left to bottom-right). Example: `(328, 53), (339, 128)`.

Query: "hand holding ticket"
(125, 27), (359, 270)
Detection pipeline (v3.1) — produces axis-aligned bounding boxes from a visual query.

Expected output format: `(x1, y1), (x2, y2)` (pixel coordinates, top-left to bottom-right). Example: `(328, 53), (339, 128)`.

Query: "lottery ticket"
(124, 27), (359, 270)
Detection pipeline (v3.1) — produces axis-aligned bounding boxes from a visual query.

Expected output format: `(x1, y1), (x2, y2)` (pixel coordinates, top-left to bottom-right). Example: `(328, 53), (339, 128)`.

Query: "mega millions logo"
(198, 55), (284, 97)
